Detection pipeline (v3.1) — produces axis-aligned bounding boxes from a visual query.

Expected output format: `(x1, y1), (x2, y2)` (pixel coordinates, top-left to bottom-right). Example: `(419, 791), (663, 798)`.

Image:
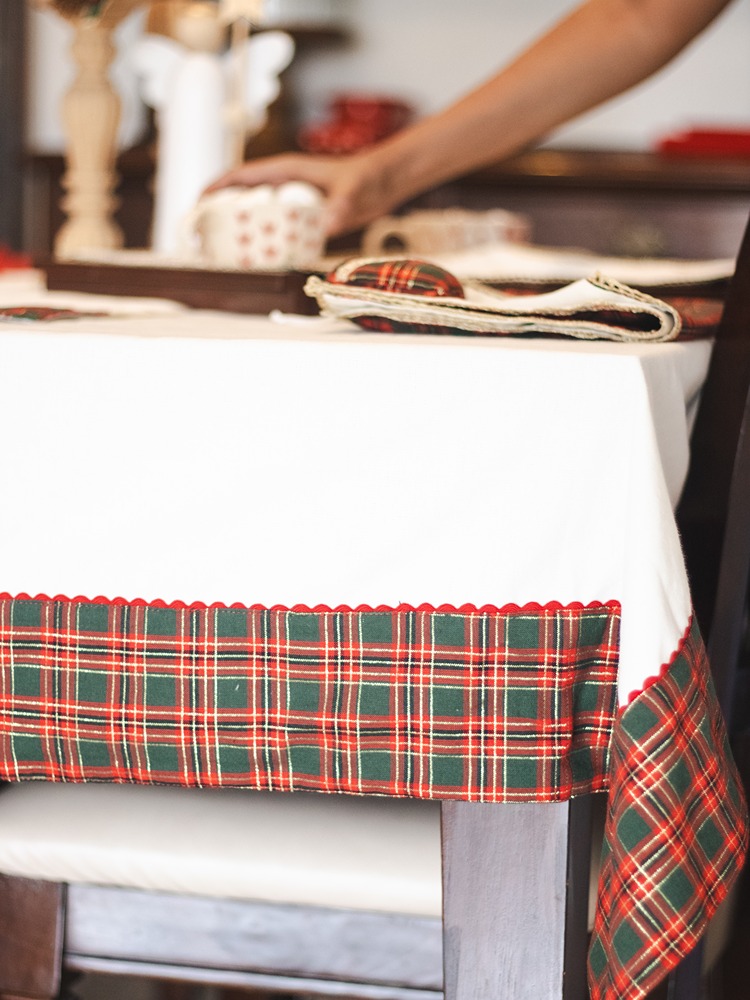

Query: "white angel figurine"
(131, 5), (294, 255)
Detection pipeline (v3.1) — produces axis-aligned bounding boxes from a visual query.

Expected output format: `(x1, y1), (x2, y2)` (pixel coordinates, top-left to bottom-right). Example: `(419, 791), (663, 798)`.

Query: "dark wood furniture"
(662, 212), (750, 999)
(26, 146), (750, 262)
(427, 149), (750, 261)
(0, 0), (25, 252)
(43, 258), (319, 314)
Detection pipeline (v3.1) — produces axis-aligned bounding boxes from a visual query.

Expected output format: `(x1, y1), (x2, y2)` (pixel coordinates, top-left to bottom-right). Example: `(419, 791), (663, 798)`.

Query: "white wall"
(26, 0), (750, 152)
(288, 0), (750, 150)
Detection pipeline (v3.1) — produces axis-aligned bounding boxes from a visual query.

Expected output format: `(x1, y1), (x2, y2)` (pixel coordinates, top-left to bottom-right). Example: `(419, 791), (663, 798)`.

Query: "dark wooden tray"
(41, 258), (320, 315)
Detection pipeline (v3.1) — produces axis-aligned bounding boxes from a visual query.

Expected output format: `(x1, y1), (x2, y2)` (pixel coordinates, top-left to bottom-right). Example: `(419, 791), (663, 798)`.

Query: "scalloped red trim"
(0, 592), (621, 617)
(624, 613), (694, 707)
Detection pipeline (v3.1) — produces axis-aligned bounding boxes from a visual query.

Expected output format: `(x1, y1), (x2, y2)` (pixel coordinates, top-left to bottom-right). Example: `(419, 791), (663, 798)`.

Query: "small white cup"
(183, 182), (326, 270)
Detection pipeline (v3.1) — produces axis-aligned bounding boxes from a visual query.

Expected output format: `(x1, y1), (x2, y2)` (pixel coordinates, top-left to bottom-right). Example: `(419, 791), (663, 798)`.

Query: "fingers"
(200, 152), (383, 239)
(323, 185), (374, 238)
(322, 203), (350, 238)
(204, 155), (304, 194)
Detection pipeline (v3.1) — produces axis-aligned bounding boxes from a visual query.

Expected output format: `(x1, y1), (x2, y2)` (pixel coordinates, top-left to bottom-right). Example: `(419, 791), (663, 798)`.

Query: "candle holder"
(44, 0), (144, 258)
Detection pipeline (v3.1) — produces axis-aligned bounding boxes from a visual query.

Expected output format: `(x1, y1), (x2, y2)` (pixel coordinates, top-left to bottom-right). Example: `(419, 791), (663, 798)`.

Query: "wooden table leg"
(0, 874), (65, 1000)
(441, 800), (579, 1000)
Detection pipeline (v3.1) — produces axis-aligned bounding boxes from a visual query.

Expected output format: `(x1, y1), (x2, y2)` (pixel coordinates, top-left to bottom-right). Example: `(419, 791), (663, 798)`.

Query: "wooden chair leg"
(441, 800), (571, 1000)
(157, 985), (209, 1000)
(59, 971), (84, 1000)
(0, 874), (65, 1000)
(665, 942), (704, 1000)
(564, 795), (596, 1000)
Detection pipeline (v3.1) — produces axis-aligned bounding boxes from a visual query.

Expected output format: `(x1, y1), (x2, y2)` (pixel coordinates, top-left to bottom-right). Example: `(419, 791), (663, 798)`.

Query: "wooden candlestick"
(51, 0), (143, 258)
(220, 0), (266, 167)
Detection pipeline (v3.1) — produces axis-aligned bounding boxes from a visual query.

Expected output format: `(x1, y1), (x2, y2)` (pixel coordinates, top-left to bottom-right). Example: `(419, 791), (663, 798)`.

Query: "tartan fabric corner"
(327, 258), (465, 298)
(588, 617), (749, 1000)
(0, 595), (619, 802)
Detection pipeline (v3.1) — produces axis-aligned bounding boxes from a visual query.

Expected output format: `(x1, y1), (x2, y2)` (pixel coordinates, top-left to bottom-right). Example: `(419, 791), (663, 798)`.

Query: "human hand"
(204, 149), (401, 238)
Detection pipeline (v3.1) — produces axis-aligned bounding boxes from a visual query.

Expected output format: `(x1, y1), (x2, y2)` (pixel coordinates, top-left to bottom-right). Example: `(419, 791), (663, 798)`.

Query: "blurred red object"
(0, 245), (31, 270)
(656, 128), (750, 158)
(299, 94), (412, 154)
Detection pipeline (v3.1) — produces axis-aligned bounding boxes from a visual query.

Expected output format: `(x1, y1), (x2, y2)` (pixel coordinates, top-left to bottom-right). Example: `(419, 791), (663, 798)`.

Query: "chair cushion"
(0, 782), (441, 915)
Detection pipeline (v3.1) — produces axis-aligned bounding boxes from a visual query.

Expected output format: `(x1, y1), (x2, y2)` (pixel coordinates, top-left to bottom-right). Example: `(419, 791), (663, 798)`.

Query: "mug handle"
(361, 216), (413, 256)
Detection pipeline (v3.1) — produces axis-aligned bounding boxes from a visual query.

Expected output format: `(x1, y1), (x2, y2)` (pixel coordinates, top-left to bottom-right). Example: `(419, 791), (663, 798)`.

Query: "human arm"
(207, 0), (734, 236)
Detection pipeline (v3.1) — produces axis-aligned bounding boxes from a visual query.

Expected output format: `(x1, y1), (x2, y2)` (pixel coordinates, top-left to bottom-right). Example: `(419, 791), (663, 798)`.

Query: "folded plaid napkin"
(305, 258), (682, 342)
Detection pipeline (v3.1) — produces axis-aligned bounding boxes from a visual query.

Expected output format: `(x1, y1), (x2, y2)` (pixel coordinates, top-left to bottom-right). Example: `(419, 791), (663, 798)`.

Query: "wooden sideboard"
(0, 0), (25, 252)
(419, 148), (750, 260)
(27, 144), (750, 262)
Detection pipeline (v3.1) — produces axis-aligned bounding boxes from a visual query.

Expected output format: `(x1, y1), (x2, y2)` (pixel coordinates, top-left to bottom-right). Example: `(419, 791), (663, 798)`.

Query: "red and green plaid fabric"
(0, 306), (109, 323)
(663, 296), (724, 340)
(0, 594), (746, 999)
(0, 595), (617, 800)
(589, 616), (749, 1000)
(327, 258), (465, 298)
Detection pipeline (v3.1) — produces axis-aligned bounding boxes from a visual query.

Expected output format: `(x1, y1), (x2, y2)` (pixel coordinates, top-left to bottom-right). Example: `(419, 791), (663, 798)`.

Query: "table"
(0, 272), (745, 1000)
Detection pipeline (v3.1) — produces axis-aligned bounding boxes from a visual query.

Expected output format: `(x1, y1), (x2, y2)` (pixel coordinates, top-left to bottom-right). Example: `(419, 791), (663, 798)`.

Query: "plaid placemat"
(0, 595), (618, 800)
(589, 617), (749, 1000)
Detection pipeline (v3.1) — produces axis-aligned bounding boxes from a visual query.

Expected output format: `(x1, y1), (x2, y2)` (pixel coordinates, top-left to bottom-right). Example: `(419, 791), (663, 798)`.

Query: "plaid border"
(0, 595), (618, 801)
(2, 596), (745, 997)
(589, 617), (749, 1000)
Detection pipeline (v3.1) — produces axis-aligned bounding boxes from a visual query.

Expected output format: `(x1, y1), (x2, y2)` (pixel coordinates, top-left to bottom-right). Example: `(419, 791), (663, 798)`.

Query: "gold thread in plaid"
(0, 595), (619, 801)
(589, 617), (749, 1000)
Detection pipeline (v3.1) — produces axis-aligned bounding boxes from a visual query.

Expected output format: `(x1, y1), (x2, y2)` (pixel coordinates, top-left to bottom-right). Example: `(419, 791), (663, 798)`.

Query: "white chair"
(0, 781), (581, 1000)
(0, 784), (442, 1000)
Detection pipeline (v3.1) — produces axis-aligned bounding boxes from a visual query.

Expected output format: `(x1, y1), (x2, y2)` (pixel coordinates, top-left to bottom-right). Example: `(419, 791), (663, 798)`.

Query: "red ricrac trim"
(0, 592), (621, 617)
(624, 613), (694, 708)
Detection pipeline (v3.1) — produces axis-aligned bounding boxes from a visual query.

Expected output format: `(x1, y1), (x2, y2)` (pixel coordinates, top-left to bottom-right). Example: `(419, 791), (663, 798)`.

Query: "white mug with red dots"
(182, 182), (326, 270)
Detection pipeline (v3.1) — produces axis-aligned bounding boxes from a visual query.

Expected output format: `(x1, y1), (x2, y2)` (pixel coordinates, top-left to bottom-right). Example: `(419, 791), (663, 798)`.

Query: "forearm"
(368, 0), (733, 204)
(206, 0), (733, 236)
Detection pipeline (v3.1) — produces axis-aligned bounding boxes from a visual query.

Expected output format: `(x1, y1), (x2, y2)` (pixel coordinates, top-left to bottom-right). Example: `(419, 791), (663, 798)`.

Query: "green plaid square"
(12, 663), (42, 697)
(77, 603), (110, 633)
(215, 609), (248, 639)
